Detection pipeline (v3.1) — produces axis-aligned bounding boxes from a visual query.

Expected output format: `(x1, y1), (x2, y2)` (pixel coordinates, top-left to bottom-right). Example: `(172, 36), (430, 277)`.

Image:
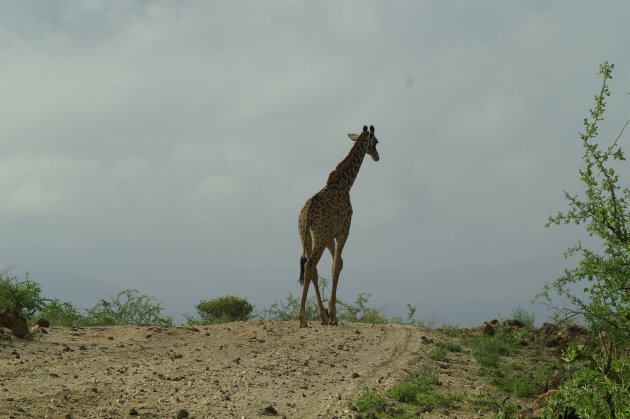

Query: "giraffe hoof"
(299, 322), (309, 328)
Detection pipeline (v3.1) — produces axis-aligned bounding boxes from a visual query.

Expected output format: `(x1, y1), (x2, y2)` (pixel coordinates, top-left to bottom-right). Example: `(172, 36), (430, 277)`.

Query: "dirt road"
(1, 321), (499, 418)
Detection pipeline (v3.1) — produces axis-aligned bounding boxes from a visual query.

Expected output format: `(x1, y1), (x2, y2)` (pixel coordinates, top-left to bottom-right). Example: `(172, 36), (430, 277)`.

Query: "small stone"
(421, 336), (434, 344)
(129, 407), (139, 415)
(351, 372), (360, 379)
(176, 409), (189, 418)
(79, 345), (88, 350)
(262, 405), (278, 415)
(36, 318), (50, 327)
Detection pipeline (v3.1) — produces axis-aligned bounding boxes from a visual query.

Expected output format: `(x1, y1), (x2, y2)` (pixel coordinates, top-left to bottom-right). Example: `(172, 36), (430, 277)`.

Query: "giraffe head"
(348, 125), (380, 161)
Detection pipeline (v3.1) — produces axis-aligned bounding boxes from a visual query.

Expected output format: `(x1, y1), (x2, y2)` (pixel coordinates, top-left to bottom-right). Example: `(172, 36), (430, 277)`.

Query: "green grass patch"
(428, 346), (449, 362)
(462, 330), (521, 368)
(485, 361), (556, 398)
(351, 370), (462, 417)
(388, 371), (461, 411)
(389, 372), (439, 403)
(461, 328), (557, 400)
(465, 335), (503, 368)
(470, 391), (518, 418)
(437, 341), (462, 352)
(428, 341), (462, 362)
(352, 390), (390, 415)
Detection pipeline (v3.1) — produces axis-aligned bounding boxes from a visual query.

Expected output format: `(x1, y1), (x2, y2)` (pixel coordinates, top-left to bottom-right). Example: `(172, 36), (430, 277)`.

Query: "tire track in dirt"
(316, 324), (428, 418)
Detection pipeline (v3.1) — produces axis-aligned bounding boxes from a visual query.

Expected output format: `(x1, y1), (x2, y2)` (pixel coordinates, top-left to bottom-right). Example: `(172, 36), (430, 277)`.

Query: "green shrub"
(539, 62), (630, 416)
(542, 344), (630, 418)
(85, 289), (172, 326)
(511, 305), (536, 329)
(37, 299), (87, 327)
(337, 292), (388, 324)
(192, 295), (253, 324)
(0, 270), (47, 317)
(257, 292), (318, 322)
(257, 278), (389, 324)
(439, 325), (464, 337)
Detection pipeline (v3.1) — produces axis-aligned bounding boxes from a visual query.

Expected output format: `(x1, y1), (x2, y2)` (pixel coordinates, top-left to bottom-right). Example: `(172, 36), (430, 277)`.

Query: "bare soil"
(1, 321), (534, 418)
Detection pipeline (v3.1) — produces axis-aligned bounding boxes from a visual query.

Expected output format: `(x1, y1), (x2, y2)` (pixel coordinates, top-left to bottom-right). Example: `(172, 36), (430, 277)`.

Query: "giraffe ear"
(348, 133), (359, 141)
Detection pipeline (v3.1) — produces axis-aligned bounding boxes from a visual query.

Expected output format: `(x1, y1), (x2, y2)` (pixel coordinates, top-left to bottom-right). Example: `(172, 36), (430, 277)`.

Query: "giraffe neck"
(326, 139), (368, 192)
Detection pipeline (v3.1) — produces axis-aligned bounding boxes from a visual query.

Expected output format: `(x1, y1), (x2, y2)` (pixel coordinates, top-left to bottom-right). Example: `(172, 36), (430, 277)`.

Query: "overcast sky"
(1, 1), (629, 325)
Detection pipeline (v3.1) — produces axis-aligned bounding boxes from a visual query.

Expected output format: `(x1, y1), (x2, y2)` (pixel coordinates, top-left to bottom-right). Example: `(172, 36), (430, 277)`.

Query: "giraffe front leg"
(328, 259), (342, 325)
(328, 282), (338, 325)
(328, 234), (347, 326)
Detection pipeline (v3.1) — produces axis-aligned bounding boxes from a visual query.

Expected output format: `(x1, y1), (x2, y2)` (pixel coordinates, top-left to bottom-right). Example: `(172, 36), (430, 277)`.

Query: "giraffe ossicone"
(297, 124), (380, 327)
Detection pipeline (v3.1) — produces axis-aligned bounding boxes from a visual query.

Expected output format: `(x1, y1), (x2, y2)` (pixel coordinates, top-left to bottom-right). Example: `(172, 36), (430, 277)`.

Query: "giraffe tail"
(298, 256), (307, 286)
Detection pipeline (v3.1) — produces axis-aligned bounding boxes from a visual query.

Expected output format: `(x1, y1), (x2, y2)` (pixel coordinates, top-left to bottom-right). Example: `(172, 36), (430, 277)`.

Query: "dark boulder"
(0, 307), (31, 339)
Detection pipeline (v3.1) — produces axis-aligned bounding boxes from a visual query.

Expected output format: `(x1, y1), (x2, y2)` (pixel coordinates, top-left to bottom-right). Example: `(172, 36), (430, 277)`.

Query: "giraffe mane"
(326, 131), (367, 186)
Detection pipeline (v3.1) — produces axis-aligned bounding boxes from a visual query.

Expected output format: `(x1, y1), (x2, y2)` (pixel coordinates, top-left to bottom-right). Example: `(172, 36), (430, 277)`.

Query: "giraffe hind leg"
(298, 256), (307, 285)
(311, 275), (330, 325)
(298, 247), (329, 327)
(325, 240), (337, 325)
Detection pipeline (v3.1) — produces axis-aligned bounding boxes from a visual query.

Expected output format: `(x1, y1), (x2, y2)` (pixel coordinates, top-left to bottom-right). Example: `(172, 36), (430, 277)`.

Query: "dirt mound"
(0, 321), (529, 418)
(479, 318), (526, 338)
(534, 322), (590, 353)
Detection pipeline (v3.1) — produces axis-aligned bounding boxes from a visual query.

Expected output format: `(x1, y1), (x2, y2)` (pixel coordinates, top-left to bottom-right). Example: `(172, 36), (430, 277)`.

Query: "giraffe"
(297, 124), (380, 327)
